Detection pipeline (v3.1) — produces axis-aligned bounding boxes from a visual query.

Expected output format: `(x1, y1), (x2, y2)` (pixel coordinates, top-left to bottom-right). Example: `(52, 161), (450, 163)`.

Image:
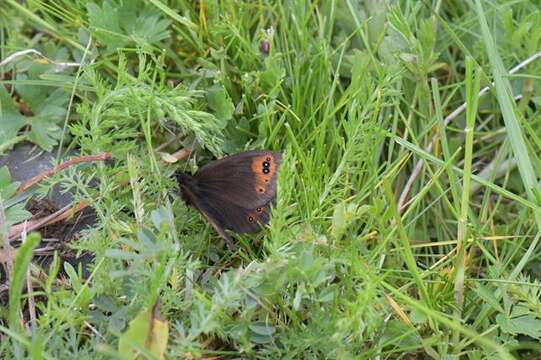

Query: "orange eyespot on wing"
(251, 154), (279, 195)
(241, 203), (272, 231)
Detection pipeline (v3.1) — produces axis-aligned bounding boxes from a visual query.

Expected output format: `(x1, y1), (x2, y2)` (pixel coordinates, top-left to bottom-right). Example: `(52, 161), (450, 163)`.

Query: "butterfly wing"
(178, 180), (238, 251)
(223, 201), (272, 233)
(192, 189), (273, 233)
(194, 150), (282, 209)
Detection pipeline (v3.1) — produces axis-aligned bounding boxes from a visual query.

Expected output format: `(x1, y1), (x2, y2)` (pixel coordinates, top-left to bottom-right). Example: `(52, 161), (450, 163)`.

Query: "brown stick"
(8, 201), (89, 242)
(46, 201), (89, 226)
(17, 152), (112, 194)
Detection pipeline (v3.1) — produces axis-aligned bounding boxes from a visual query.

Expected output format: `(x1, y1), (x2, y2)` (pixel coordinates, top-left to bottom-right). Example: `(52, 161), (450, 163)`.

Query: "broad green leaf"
(63, 262), (82, 292)
(151, 207), (173, 231)
(87, 1), (126, 51)
(37, 88), (69, 117)
(250, 334), (273, 344)
(105, 249), (141, 260)
(206, 84), (234, 124)
(0, 166), (20, 199)
(496, 313), (541, 340)
(249, 323), (276, 337)
(88, 0), (171, 52)
(260, 56), (285, 94)
(0, 87), (25, 145)
(26, 118), (62, 152)
(132, 14), (171, 44)
(331, 201), (368, 240)
(5, 204), (31, 226)
(0, 167), (31, 226)
(0, 78), (68, 151)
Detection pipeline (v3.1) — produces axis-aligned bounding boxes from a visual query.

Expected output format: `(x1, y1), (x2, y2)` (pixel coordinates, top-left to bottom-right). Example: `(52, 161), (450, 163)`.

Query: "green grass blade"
(453, 56), (481, 346)
(9, 232), (41, 331)
(383, 179), (430, 305)
(474, 0), (541, 275)
(381, 280), (514, 360)
(393, 135), (541, 214)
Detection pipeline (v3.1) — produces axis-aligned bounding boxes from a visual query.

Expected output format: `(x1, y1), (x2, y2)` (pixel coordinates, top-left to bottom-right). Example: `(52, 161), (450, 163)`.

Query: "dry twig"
(17, 152), (112, 194)
(8, 202), (89, 242)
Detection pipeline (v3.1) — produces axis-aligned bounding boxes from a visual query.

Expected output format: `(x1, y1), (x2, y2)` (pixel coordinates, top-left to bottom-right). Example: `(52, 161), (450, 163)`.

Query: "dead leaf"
(118, 300), (169, 360)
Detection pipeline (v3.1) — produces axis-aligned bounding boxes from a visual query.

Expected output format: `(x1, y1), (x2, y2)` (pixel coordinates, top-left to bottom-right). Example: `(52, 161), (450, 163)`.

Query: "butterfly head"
(174, 170), (192, 183)
(174, 170), (197, 202)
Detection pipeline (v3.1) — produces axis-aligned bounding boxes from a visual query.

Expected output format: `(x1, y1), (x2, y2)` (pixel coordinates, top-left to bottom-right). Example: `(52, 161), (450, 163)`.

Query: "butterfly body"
(176, 150), (282, 250)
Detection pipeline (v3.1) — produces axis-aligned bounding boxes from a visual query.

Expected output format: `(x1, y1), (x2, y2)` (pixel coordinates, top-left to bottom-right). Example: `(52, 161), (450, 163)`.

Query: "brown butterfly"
(175, 150), (282, 250)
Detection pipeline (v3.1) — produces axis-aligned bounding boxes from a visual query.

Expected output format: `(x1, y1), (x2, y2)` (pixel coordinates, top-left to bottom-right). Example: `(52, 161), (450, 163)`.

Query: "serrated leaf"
(510, 305), (530, 318)
(37, 88), (69, 116)
(497, 313), (541, 339)
(1, 77), (68, 151)
(87, 1), (126, 51)
(132, 14), (171, 44)
(88, 1), (170, 51)
(0, 182), (19, 200)
(118, 301), (169, 360)
(0, 167), (30, 226)
(26, 118), (62, 152)
(15, 74), (48, 109)
(410, 308), (428, 324)
(109, 307), (129, 334)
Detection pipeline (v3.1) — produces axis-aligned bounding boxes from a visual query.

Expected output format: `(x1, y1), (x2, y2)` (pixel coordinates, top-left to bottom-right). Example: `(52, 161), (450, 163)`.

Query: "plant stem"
(453, 56), (480, 346)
